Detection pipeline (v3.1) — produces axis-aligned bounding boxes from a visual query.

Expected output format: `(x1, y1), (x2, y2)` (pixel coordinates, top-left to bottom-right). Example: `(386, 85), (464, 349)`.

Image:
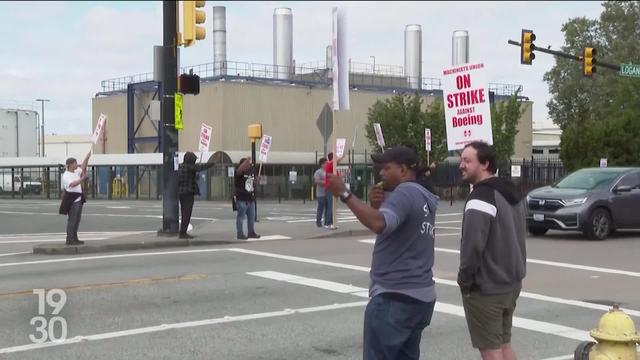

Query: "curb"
(306, 229), (372, 239)
(33, 239), (238, 255)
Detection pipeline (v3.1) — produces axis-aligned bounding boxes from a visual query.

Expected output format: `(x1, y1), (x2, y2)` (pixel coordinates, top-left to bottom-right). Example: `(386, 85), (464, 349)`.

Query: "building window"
(532, 149), (544, 154)
(549, 148), (560, 154)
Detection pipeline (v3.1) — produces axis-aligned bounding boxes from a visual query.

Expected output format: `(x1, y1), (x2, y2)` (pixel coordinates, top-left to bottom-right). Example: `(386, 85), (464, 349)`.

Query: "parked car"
(526, 167), (640, 240)
(0, 175), (42, 195)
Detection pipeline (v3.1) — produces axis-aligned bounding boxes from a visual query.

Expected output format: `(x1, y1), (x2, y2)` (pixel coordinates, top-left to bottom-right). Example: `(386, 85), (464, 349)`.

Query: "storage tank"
(273, 8), (293, 80)
(213, 6), (227, 76)
(452, 30), (469, 65)
(0, 109), (39, 157)
(404, 25), (422, 89)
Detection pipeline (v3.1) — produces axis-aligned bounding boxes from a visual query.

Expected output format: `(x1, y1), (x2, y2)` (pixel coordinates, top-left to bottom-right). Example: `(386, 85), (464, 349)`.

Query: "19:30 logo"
(30, 289), (68, 343)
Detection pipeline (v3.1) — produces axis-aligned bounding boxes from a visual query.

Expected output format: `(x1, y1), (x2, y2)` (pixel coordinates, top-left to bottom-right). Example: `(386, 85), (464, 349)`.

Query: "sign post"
(442, 63), (493, 150)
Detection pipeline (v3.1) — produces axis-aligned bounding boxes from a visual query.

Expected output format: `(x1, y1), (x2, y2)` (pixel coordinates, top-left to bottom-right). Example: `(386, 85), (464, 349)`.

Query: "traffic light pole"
(160, 0), (180, 235)
(508, 40), (621, 72)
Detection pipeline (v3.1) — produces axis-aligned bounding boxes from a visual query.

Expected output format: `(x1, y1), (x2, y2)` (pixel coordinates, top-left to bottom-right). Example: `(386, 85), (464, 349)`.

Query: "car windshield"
(555, 169), (626, 190)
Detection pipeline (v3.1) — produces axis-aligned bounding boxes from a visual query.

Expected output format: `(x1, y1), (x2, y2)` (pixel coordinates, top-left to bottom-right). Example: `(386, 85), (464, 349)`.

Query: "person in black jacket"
(234, 158), (260, 240)
(177, 152), (217, 239)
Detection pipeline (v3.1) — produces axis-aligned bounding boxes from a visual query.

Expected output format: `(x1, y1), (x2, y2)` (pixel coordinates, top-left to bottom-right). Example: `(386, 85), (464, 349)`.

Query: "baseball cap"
(371, 146), (419, 170)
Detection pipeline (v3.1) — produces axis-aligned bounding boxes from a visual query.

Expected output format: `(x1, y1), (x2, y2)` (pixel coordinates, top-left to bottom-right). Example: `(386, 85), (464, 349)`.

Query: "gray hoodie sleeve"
(458, 185), (496, 293)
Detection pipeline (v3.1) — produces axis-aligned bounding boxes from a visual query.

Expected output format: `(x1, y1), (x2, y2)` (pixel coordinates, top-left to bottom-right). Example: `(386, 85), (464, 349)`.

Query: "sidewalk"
(32, 218), (372, 255)
(32, 200), (465, 255)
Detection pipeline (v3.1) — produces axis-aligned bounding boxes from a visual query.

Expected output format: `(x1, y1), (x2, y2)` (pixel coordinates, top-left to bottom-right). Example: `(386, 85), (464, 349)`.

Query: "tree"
(365, 91), (523, 165)
(365, 93), (447, 165)
(544, 1), (640, 171)
(491, 90), (524, 165)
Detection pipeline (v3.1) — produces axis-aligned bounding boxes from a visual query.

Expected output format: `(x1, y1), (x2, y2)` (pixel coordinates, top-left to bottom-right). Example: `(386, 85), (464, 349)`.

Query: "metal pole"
(35, 99), (49, 157)
(160, 0), (180, 234)
(251, 140), (259, 222)
(507, 40), (621, 71)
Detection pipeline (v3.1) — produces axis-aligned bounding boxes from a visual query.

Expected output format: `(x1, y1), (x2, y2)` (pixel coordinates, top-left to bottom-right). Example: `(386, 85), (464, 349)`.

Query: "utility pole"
(35, 98), (49, 157)
(160, 0), (180, 234)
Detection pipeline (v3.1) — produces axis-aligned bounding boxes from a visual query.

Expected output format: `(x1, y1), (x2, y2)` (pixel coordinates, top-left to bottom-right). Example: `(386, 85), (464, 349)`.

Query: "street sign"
(600, 158), (608, 168)
(174, 93), (184, 130)
(620, 63), (640, 78)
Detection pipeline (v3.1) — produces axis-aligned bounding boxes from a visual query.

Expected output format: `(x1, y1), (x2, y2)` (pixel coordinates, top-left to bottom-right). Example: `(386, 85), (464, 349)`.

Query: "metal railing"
(100, 60), (523, 97)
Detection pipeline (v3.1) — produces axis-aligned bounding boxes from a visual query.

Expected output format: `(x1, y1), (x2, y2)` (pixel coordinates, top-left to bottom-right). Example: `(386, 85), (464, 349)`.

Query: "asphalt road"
(0, 199), (639, 359)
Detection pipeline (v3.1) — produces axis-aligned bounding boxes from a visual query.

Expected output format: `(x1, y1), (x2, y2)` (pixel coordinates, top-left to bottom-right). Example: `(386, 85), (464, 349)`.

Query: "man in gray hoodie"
(327, 146), (439, 360)
(458, 141), (527, 360)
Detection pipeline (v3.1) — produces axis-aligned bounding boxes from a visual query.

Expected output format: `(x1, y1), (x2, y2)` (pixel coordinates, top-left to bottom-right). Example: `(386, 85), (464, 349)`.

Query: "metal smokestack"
(452, 30), (469, 65)
(404, 24), (422, 90)
(273, 8), (293, 80)
(212, 6), (227, 75)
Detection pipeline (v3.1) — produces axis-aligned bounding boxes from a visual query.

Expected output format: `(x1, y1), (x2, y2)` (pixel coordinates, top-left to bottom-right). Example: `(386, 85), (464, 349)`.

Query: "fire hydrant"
(574, 304), (640, 360)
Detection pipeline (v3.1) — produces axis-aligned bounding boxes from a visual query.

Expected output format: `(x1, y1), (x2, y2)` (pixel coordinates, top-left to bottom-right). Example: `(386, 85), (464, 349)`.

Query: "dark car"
(526, 167), (640, 240)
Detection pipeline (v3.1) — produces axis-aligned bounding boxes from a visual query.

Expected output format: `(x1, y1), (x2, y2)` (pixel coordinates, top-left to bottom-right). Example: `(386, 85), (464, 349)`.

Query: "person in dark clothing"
(234, 158), (260, 240)
(458, 141), (526, 360)
(177, 152), (217, 239)
(415, 162), (436, 194)
(61, 152), (90, 245)
(327, 146), (439, 360)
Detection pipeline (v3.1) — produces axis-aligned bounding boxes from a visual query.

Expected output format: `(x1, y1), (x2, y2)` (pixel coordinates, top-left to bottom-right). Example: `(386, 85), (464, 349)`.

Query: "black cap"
(371, 146), (419, 170)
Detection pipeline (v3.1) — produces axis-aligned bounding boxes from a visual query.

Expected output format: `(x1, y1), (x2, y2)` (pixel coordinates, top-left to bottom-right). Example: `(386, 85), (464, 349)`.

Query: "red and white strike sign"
(424, 128), (432, 152)
(92, 114), (107, 145)
(259, 135), (273, 163)
(442, 63), (493, 151)
(198, 123), (213, 152)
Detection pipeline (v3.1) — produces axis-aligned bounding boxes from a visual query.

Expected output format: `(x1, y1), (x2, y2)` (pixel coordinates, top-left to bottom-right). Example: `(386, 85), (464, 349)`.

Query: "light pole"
(370, 56), (376, 74)
(35, 99), (50, 157)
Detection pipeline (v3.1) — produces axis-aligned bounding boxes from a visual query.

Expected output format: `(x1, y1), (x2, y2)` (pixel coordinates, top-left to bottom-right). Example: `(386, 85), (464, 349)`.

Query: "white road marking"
(360, 240), (640, 282)
(431, 246), (640, 279)
(230, 248), (640, 317)
(0, 248), (227, 268)
(106, 206), (131, 209)
(539, 355), (574, 360)
(0, 252), (30, 257)
(435, 226), (461, 230)
(435, 220), (462, 224)
(437, 212), (463, 217)
(245, 235), (292, 242)
(247, 270), (591, 342)
(0, 300), (368, 354)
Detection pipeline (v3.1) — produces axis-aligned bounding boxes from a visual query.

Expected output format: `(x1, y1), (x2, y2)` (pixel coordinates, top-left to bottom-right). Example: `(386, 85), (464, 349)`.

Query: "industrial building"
(0, 108), (39, 158)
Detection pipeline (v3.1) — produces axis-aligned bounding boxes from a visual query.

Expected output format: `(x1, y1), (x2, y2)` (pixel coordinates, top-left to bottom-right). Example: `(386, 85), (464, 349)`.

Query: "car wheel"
(528, 227), (549, 236)
(584, 208), (612, 240)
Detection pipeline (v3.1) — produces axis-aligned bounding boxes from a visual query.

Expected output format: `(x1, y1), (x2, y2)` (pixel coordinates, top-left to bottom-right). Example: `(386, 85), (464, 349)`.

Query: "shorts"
(461, 287), (521, 349)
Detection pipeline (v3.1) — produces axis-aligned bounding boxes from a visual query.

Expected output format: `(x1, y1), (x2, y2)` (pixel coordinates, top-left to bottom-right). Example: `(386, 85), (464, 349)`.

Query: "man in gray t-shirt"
(327, 146), (438, 360)
(314, 158), (328, 227)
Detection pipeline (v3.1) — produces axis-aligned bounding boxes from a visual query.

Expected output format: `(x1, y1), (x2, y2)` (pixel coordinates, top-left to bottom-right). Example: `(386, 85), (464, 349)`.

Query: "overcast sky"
(0, 1), (604, 135)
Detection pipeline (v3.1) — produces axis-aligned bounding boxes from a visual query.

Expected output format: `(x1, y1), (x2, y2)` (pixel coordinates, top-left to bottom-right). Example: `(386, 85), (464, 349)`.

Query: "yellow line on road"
(0, 273), (207, 299)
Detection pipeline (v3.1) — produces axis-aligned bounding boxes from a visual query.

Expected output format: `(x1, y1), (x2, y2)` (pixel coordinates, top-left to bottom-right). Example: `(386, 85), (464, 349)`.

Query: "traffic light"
(183, 1), (206, 47)
(179, 73), (200, 95)
(520, 29), (536, 65)
(583, 47), (596, 77)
